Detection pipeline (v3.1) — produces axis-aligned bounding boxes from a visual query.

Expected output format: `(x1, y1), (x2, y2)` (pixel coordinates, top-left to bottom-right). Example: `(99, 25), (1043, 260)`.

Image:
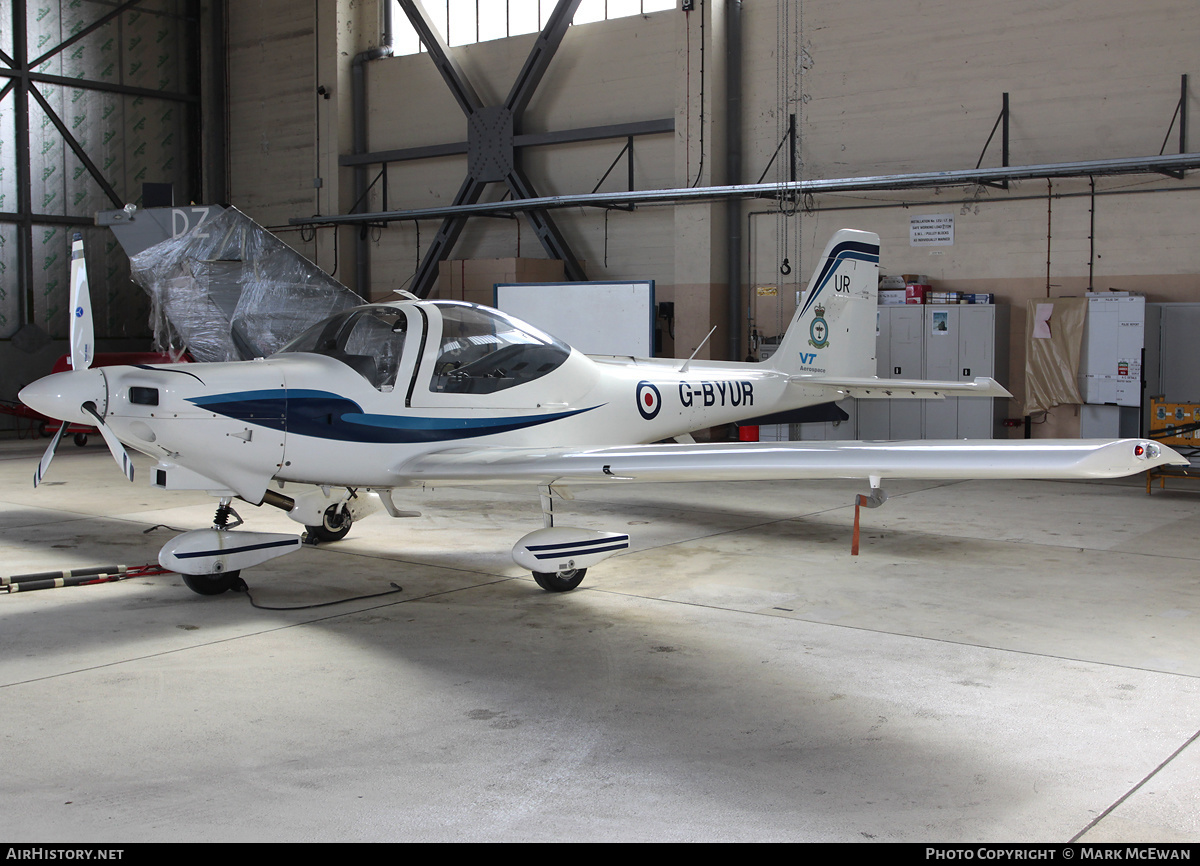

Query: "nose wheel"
(532, 568), (587, 592)
(181, 571), (243, 595)
(176, 501), (248, 595)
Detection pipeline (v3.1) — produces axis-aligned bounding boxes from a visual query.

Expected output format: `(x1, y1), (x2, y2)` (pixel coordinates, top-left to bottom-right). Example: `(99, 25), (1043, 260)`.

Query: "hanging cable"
(689, 1), (707, 188)
(775, 0), (786, 289)
(772, 0), (806, 339)
(794, 1), (807, 324)
(1046, 179), (1054, 296)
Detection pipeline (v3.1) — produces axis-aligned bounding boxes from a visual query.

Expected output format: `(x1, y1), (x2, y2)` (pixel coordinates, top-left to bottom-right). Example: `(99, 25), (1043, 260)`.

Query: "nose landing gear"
(159, 498), (302, 595)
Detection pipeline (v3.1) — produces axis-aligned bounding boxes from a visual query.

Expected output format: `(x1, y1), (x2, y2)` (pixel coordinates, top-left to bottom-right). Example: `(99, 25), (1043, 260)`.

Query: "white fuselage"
(97, 351), (817, 496)
(23, 300), (829, 503)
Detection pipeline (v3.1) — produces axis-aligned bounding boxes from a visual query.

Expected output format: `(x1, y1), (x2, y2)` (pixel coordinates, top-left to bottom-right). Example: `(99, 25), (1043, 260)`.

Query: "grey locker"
(854, 309), (892, 440)
(856, 306), (927, 439)
(1159, 303), (1200, 403)
(922, 305), (1009, 439)
(849, 304), (1008, 440)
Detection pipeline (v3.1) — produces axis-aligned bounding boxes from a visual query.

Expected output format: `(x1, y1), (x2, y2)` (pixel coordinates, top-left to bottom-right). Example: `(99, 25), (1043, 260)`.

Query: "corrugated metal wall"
(1, 0), (201, 342)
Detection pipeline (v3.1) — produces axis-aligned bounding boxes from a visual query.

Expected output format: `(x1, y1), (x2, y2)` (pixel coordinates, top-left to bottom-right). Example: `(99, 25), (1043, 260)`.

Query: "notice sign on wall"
(910, 213), (954, 246)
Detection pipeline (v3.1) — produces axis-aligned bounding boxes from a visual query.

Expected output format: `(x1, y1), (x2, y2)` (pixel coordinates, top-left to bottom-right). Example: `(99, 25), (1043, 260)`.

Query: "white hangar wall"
(226, 1), (1200, 437)
(227, 5), (319, 230)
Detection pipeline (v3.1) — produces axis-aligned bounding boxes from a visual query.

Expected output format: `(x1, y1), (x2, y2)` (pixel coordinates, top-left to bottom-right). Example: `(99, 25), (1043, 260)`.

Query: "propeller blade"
(81, 402), (135, 483)
(33, 422), (68, 488)
(69, 233), (94, 371)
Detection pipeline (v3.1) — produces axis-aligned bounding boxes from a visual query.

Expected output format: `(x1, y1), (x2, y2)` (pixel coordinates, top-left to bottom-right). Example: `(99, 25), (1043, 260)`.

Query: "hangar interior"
(2, 0), (1199, 844)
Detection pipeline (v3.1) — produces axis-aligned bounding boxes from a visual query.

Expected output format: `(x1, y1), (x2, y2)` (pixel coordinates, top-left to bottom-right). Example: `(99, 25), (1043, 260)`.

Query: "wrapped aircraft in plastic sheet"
(128, 207), (365, 362)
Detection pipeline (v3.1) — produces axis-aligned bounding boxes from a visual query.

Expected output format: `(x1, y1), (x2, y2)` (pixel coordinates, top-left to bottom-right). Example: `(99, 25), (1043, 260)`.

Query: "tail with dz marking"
(768, 229), (880, 378)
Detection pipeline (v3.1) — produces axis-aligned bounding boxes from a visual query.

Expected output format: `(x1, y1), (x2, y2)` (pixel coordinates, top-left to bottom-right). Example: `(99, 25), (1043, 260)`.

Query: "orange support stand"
(851, 494), (864, 555)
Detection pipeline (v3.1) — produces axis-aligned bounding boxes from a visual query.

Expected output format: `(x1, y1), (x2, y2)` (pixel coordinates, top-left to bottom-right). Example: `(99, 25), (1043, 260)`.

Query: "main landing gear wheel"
(181, 570), (242, 595)
(533, 568), (587, 592)
(73, 432), (88, 447)
(305, 504), (353, 543)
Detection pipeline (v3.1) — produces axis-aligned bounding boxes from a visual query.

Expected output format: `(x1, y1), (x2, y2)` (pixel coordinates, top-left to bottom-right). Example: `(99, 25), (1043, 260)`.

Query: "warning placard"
(910, 214), (954, 246)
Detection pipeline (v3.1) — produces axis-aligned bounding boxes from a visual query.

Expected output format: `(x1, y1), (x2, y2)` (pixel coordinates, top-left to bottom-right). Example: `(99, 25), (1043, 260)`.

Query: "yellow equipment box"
(1149, 397), (1200, 446)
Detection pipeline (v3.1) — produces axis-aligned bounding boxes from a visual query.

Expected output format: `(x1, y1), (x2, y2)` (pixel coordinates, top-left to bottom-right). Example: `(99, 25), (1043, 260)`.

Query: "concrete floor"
(1, 437), (1198, 843)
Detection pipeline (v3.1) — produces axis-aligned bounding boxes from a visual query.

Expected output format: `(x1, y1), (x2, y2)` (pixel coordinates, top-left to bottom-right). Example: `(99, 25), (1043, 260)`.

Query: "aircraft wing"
(790, 375), (1012, 400)
(392, 439), (1185, 488)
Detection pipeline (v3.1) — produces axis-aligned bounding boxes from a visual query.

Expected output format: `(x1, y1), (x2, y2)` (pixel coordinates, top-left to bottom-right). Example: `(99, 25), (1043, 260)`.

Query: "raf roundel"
(636, 381), (661, 420)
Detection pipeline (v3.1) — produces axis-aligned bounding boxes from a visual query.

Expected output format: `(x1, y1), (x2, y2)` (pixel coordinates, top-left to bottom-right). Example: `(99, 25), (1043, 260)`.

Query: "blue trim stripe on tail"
(799, 240), (880, 318)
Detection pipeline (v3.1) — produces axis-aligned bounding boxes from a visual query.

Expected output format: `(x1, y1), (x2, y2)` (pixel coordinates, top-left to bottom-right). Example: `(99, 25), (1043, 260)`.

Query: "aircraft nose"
(19, 369), (107, 426)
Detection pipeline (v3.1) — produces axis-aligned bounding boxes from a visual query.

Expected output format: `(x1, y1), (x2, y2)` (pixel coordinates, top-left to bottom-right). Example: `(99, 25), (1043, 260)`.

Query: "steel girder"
(295, 152), (1200, 227)
(396, 0), (586, 297)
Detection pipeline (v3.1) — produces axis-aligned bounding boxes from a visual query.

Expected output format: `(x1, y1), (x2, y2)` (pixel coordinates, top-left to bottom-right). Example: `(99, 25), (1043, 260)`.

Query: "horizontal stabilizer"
(789, 375), (1012, 400)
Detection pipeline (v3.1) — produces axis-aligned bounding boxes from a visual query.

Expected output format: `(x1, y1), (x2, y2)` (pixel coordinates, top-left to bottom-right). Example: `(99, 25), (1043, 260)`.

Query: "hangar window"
(391, 1), (676, 55)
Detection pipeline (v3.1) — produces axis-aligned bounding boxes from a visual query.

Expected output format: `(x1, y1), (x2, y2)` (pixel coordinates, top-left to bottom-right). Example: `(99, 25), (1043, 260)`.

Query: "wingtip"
(972, 376), (1012, 398)
(1163, 448), (1191, 468)
(1140, 441), (1190, 468)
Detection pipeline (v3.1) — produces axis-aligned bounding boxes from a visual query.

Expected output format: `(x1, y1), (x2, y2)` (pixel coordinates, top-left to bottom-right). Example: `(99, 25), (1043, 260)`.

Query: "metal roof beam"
(292, 152), (1200, 227)
(338, 118), (674, 167)
(505, 0), (583, 119)
(505, 163), (587, 282)
(396, 0), (484, 116)
(407, 175), (490, 299)
(395, 0), (589, 297)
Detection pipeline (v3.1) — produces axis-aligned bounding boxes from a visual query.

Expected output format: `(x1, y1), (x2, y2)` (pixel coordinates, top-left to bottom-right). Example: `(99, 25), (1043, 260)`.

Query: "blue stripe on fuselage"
(187, 389), (600, 444)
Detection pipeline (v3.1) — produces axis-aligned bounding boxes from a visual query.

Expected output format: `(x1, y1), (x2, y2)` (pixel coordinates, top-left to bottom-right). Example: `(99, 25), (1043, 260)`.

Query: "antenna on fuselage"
(678, 325), (718, 373)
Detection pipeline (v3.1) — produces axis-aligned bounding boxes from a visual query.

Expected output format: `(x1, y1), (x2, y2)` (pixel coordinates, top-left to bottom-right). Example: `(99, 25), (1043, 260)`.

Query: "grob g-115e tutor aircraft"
(19, 229), (1184, 594)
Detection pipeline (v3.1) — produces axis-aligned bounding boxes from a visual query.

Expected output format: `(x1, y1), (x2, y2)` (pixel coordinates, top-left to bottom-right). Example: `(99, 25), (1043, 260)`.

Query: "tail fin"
(769, 229), (879, 377)
(96, 204), (227, 259)
(118, 206), (364, 362)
